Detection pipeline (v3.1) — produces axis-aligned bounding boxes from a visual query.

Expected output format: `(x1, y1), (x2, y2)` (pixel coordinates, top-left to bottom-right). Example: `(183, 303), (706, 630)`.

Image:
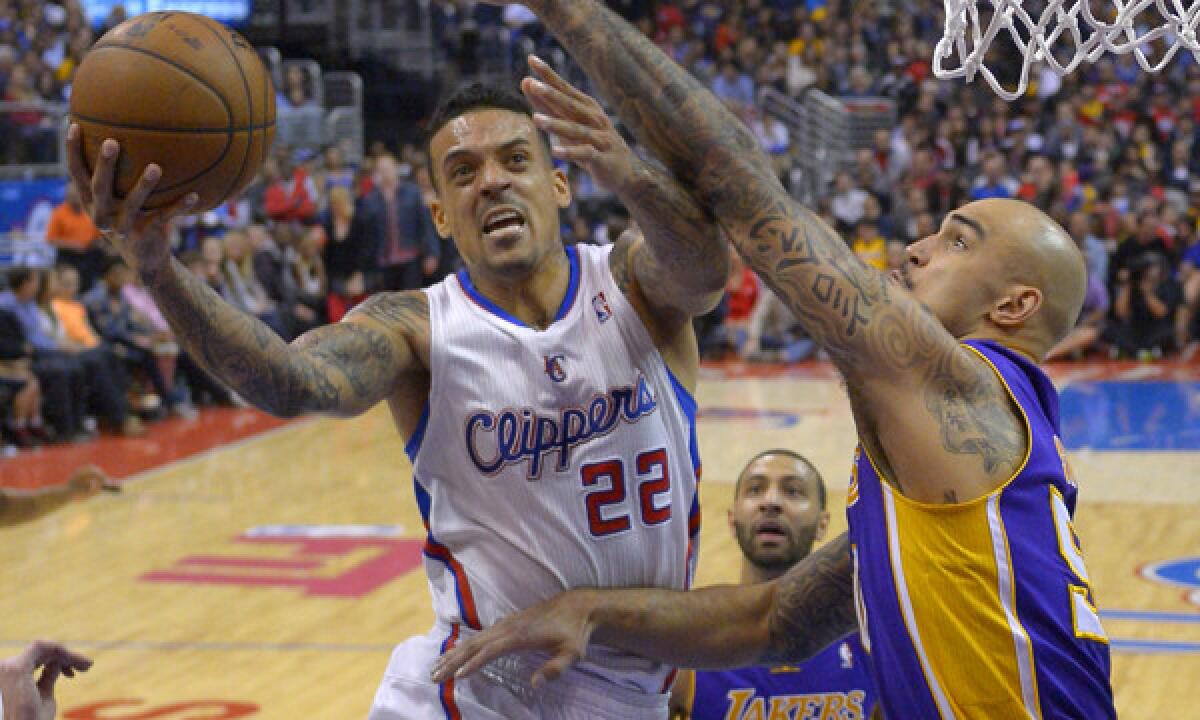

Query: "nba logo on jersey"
(544, 354), (567, 383)
(592, 292), (612, 323)
(840, 641), (854, 669)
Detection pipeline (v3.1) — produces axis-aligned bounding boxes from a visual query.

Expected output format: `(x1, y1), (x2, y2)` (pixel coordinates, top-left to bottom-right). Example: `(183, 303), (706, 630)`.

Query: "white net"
(934, 0), (1200, 100)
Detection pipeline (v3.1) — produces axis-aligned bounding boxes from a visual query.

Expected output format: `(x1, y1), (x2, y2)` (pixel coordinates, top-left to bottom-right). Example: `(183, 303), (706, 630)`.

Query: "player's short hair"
(425, 82), (554, 186)
(735, 448), (827, 509)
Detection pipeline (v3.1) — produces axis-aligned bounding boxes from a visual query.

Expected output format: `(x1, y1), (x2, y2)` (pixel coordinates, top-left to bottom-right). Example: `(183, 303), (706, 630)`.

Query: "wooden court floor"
(1, 362), (1197, 718)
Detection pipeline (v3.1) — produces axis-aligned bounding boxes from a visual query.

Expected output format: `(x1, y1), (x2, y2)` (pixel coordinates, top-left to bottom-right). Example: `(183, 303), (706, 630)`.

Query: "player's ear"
(816, 511), (830, 542)
(428, 198), (452, 239)
(990, 285), (1042, 328)
(553, 168), (571, 209)
(727, 507), (736, 534)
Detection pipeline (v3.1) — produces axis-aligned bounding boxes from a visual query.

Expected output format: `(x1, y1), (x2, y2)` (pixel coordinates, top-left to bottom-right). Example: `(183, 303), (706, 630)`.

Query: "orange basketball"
(69, 11), (276, 212)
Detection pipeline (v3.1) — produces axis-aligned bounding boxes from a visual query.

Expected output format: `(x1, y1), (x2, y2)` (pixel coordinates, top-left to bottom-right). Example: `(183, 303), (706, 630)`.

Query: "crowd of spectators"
(5, 0), (1200, 451)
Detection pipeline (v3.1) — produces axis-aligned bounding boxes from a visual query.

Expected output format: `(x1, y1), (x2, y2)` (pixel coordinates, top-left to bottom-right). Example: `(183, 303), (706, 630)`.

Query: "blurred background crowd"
(2, 0), (1199, 451)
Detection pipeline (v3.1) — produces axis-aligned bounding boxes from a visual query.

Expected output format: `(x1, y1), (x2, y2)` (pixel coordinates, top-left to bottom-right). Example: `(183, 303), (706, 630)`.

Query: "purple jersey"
(689, 634), (876, 720)
(846, 340), (1114, 719)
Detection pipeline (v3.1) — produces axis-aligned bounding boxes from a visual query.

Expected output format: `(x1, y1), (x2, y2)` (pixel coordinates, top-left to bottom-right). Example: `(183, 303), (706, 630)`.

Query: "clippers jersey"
(411, 243), (701, 694)
(687, 634), (877, 720)
(846, 340), (1114, 719)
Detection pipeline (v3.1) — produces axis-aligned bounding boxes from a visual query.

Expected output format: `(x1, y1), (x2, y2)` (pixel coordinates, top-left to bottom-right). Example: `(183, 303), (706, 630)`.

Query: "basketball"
(68, 12), (275, 212)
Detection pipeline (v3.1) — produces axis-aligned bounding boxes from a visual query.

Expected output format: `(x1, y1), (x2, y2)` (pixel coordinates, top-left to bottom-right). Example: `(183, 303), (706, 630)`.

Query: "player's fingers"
(431, 636), (494, 682)
(91, 139), (120, 229)
(36, 661), (62, 699)
(17, 640), (61, 671)
(530, 650), (579, 690)
(534, 114), (608, 149)
(522, 77), (598, 127)
(551, 145), (599, 166)
(56, 647), (93, 673)
(65, 125), (94, 208)
(118, 164), (163, 229)
(527, 55), (592, 107)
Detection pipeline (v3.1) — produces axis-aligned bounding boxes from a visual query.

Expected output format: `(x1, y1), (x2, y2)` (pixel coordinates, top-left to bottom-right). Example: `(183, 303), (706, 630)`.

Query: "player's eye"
(953, 236), (967, 249)
(451, 165), (474, 182)
(510, 152), (529, 166)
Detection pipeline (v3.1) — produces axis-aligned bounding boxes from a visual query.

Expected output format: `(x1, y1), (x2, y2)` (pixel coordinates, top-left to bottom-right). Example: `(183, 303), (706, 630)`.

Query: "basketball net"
(934, 0), (1200, 100)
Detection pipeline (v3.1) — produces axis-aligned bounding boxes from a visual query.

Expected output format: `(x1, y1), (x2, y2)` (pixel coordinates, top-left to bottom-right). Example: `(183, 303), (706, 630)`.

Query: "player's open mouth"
(481, 207), (527, 238)
(754, 520), (789, 542)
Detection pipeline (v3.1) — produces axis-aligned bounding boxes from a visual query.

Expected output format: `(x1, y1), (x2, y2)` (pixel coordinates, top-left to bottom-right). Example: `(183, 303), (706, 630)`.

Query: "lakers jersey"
(846, 340), (1114, 719)
(412, 243), (701, 693)
(688, 634), (877, 720)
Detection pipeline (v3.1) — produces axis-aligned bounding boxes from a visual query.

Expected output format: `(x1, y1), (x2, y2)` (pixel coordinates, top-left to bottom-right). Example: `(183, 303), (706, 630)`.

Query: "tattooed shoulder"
(923, 350), (1025, 479)
(349, 291), (430, 338)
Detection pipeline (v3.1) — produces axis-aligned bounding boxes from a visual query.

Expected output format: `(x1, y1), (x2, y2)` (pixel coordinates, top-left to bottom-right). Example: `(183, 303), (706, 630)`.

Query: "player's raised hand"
(521, 55), (637, 193)
(430, 590), (599, 689)
(66, 124), (198, 276)
(0, 641), (92, 720)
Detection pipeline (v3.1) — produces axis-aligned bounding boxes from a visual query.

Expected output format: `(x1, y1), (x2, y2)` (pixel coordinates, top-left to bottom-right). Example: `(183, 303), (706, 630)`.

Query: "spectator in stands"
(1176, 230), (1200, 357)
(83, 256), (192, 417)
(711, 60), (755, 110)
(280, 65), (316, 109)
(219, 229), (287, 338)
(851, 219), (887, 271)
(46, 182), (103, 292)
(361, 153), (439, 292)
(263, 153), (318, 226)
(0, 267), (138, 438)
(970, 151), (1018, 200)
(830, 171), (869, 231)
(1107, 253), (1182, 358)
(318, 144), (356, 198)
(288, 224), (328, 336)
(0, 307), (46, 447)
(742, 287), (816, 364)
(1111, 209), (1169, 286)
(321, 185), (369, 322)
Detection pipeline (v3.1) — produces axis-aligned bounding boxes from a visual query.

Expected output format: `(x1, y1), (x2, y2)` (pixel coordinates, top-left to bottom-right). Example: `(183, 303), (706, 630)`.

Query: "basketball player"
(668, 449), (876, 720)
(430, 1), (1117, 717)
(65, 59), (727, 718)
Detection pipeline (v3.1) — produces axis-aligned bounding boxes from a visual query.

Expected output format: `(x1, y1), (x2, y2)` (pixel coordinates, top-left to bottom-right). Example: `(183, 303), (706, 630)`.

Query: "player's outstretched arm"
(519, 56), (726, 320)
(66, 127), (423, 419)
(511, 0), (1023, 503)
(430, 534), (854, 684)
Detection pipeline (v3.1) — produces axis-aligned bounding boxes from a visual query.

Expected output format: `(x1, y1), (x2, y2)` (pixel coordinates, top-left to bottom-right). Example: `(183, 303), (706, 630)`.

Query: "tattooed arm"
(141, 257), (425, 418)
(517, 0), (1025, 503)
(67, 131), (428, 421)
(431, 534), (855, 683)
(522, 56), (726, 321)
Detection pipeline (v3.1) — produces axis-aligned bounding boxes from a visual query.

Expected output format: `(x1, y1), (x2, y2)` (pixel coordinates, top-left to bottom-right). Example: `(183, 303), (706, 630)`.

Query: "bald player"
(432, 1), (1115, 717)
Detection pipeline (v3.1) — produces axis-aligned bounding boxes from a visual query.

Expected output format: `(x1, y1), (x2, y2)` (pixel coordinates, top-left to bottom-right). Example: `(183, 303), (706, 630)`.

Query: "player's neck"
(740, 561), (784, 585)
(468, 248), (571, 330)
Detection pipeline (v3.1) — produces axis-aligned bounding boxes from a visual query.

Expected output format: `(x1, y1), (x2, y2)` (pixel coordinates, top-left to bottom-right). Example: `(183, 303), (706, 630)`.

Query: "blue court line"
(1101, 610), (1200, 623)
(0, 639), (395, 653)
(1111, 639), (1200, 654)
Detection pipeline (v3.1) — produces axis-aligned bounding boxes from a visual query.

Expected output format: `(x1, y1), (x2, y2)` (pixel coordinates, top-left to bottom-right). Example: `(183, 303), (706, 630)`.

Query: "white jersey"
(410, 243), (700, 695)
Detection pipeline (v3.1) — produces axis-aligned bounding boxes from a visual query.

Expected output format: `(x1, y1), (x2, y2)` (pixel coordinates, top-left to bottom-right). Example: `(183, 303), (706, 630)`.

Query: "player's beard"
(735, 519), (821, 574)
